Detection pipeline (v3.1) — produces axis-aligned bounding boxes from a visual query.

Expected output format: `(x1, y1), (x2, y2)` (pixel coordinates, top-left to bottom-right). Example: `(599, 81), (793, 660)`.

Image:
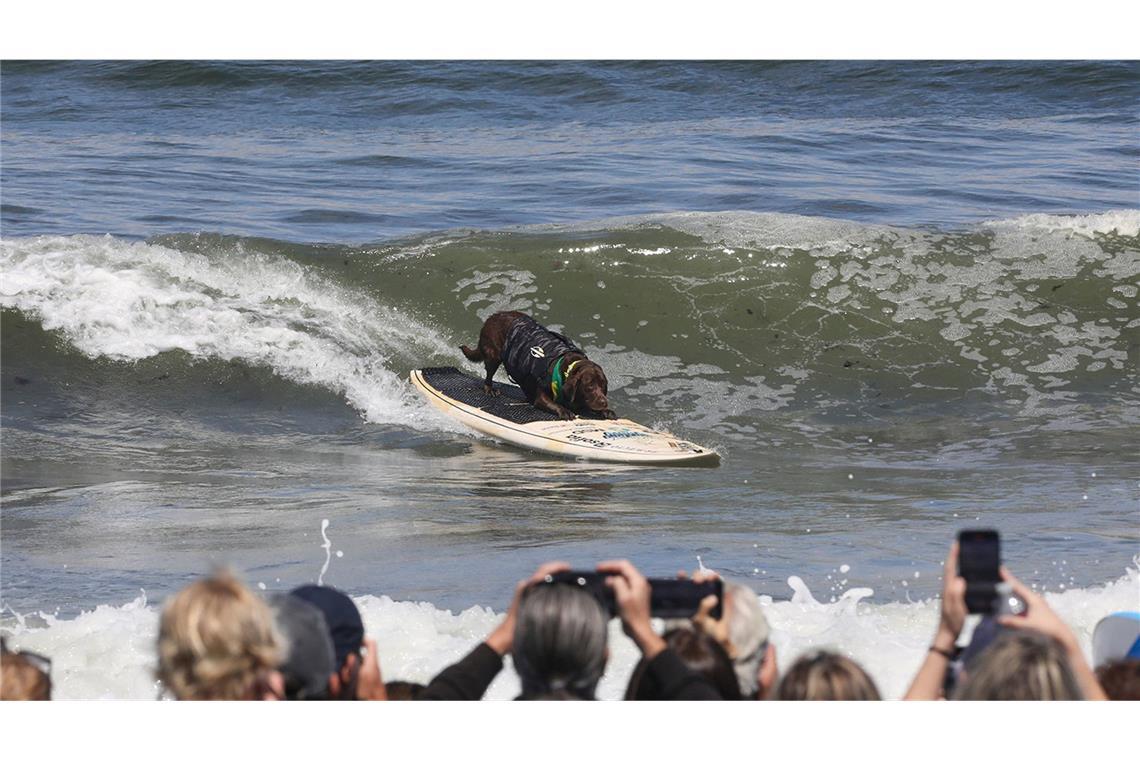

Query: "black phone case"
(542, 571), (724, 620)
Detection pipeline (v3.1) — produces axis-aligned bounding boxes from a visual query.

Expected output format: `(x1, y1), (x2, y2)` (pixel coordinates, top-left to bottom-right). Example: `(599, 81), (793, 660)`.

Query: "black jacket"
(417, 642), (722, 701)
(501, 315), (582, 402)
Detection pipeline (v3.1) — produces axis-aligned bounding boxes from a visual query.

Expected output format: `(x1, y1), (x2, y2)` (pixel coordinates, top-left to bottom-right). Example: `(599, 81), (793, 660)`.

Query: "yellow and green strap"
(550, 357), (582, 403)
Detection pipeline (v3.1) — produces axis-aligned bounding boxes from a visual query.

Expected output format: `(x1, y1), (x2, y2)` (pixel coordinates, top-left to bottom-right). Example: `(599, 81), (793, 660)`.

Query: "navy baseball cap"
(289, 585), (364, 668)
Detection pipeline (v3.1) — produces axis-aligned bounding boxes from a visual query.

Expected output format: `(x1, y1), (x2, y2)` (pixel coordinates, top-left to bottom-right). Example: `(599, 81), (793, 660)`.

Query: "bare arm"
(905, 542), (967, 700)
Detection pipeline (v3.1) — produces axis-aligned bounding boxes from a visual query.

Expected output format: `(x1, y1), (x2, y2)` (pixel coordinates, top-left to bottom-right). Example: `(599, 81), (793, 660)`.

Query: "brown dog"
(460, 310), (617, 421)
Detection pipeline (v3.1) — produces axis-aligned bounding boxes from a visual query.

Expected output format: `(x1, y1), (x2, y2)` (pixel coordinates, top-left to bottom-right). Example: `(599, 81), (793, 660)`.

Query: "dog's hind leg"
(482, 360), (502, 395)
(459, 343), (500, 394)
(460, 343), (500, 394)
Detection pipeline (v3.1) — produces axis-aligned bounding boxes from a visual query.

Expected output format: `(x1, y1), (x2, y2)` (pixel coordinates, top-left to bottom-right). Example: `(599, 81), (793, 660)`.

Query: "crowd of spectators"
(2, 537), (1137, 701)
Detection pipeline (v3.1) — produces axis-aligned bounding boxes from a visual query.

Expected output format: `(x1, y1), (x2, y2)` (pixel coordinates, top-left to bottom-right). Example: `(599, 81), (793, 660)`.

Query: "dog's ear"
(579, 364), (610, 412)
(592, 363), (608, 395)
(565, 364), (593, 404)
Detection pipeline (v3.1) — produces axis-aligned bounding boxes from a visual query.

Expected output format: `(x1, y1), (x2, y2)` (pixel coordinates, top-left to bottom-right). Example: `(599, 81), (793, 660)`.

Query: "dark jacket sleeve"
(416, 642), (504, 701)
(641, 648), (723, 700)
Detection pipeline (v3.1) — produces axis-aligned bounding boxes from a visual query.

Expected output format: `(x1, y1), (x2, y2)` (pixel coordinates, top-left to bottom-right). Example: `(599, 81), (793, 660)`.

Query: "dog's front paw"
(483, 385), (500, 396)
(601, 409), (618, 420)
(557, 408), (576, 421)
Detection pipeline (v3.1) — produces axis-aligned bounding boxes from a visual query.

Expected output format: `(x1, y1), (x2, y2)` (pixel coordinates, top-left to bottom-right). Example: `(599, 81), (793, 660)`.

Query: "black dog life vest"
(502, 315), (582, 402)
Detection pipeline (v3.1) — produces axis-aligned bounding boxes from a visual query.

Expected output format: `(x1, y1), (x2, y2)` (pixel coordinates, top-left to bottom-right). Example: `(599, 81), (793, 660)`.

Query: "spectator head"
(289, 585), (365, 700)
(666, 628), (743, 699)
(953, 630), (1082, 700)
(625, 627), (742, 700)
(1, 638), (51, 700)
(662, 580), (775, 698)
(512, 582), (608, 700)
(774, 650), (881, 701)
(268, 594), (336, 700)
(384, 681), (425, 700)
(156, 570), (282, 700)
(1092, 612), (1140, 669)
(723, 582), (774, 698)
(1095, 659), (1140, 700)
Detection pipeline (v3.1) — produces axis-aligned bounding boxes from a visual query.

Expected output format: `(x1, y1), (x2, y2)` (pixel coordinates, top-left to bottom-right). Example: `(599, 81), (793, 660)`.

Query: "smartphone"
(958, 529), (1001, 614)
(542, 571), (724, 620)
(647, 577), (724, 620)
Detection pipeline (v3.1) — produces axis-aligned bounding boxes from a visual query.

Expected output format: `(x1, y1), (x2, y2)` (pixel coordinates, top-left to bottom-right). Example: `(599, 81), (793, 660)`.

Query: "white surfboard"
(410, 367), (719, 466)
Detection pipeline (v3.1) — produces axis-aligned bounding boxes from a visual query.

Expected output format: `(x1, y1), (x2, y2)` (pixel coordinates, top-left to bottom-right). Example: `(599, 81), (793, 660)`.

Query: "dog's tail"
(459, 344), (483, 362)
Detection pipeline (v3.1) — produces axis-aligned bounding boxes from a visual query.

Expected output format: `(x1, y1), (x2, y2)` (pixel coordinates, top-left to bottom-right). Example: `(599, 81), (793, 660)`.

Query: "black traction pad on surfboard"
(419, 366), (607, 425)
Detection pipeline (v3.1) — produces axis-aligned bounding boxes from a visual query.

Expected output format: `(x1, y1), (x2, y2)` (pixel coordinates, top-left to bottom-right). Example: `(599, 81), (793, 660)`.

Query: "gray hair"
(512, 583), (608, 699)
(724, 582), (771, 697)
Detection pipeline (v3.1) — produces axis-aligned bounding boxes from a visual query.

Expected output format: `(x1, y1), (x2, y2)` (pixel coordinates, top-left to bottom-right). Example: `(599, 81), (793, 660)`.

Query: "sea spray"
(0, 234), (463, 432)
(318, 519), (333, 586)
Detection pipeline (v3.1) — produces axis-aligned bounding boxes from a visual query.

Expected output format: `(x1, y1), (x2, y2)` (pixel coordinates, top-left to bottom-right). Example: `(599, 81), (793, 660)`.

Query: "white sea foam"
(4, 564), (1135, 700)
(983, 210), (1140, 238)
(0, 235), (463, 433)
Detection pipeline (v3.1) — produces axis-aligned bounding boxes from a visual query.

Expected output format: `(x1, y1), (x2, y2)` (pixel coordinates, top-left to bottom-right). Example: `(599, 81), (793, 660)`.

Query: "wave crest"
(0, 234), (457, 428)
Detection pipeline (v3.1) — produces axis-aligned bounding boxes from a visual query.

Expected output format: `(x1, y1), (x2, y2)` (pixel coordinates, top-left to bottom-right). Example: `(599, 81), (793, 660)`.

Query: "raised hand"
(598, 559), (666, 659)
(486, 561), (571, 655)
(355, 638), (387, 700)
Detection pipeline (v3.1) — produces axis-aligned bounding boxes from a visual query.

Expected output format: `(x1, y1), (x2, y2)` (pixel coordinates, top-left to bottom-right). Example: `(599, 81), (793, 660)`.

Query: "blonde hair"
(954, 630), (1083, 701)
(156, 570), (281, 700)
(774, 650), (881, 701)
